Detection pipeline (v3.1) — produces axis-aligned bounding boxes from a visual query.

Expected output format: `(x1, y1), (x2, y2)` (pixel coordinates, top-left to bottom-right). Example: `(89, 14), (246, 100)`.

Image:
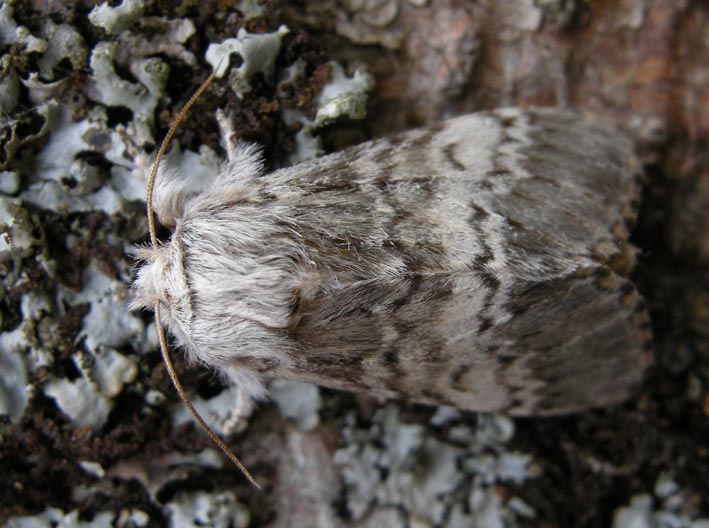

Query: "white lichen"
(429, 405), (461, 426)
(280, 61), (373, 164)
(113, 17), (197, 67)
(117, 510), (150, 528)
(172, 384), (250, 437)
(75, 347), (138, 398)
(21, 74), (69, 105)
(281, 109), (323, 164)
(79, 460), (106, 478)
(476, 413), (515, 444)
(0, 327), (28, 422)
(407, 438), (463, 525)
(19, 290), (53, 355)
(236, 0), (266, 18)
(269, 379), (322, 431)
(0, 170), (19, 195)
(0, 2), (48, 54)
(29, 105), (100, 191)
(1, 102), (52, 170)
(496, 452), (539, 484)
(0, 54), (20, 114)
(43, 376), (113, 429)
(164, 491), (250, 528)
(315, 62), (373, 127)
(21, 104), (147, 214)
(655, 473), (680, 500)
(0, 197), (40, 259)
(33, 261), (142, 430)
(37, 20), (87, 80)
(6, 508), (114, 528)
(334, 405), (538, 526)
(206, 25), (289, 98)
(21, 181), (125, 215)
(467, 487), (509, 528)
(61, 265), (144, 353)
(612, 490), (709, 528)
(85, 42), (166, 123)
(132, 57), (170, 96)
(88, 0), (146, 35)
(613, 494), (654, 528)
(145, 389), (166, 406)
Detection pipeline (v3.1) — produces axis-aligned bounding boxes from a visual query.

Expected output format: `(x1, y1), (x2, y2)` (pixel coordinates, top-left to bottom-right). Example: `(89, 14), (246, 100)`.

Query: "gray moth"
(133, 107), (652, 417)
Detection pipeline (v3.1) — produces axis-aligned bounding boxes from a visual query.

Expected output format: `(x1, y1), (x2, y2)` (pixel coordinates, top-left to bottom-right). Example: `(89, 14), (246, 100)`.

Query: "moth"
(133, 106), (652, 420)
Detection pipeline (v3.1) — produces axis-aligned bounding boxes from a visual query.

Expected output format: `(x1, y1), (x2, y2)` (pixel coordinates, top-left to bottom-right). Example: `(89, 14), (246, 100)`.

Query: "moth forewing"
(133, 107), (651, 417)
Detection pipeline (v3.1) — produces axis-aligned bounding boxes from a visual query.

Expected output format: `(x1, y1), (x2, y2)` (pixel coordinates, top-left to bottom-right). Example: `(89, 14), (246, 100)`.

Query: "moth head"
(132, 237), (193, 340)
(131, 69), (261, 489)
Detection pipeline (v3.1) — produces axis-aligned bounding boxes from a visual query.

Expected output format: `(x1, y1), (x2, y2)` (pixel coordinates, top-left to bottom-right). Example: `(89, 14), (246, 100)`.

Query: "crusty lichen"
(0, 1), (47, 54)
(315, 61), (373, 127)
(85, 42), (167, 124)
(88, 0), (145, 36)
(37, 20), (86, 80)
(206, 25), (290, 98)
(334, 407), (540, 526)
(165, 491), (250, 528)
(0, 326), (27, 422)
(6, 508), (115, 528)
(0, 54), (20, 114)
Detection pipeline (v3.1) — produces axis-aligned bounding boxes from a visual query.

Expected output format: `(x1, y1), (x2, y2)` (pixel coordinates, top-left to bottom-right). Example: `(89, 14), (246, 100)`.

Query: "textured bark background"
(1, 1), (707, 527)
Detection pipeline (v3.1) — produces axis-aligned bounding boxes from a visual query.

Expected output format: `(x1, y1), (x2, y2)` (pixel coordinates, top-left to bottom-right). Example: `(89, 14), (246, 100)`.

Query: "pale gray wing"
(279, 269), (651, 416)
(259, 107), (642, 284)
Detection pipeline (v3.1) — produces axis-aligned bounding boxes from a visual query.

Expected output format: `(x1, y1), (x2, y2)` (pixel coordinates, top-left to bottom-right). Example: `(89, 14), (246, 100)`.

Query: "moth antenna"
(146, 68), (261, 490)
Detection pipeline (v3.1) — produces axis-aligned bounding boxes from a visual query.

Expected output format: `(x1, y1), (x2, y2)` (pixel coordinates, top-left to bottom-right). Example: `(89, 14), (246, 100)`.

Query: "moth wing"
(282, 269), (651, 416)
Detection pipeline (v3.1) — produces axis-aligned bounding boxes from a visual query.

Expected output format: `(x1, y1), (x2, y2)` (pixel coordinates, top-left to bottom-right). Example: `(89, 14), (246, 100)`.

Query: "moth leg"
(215, 109), (240, 163)
(222, 384), (255, 435)
(133, 151), (152, 182)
